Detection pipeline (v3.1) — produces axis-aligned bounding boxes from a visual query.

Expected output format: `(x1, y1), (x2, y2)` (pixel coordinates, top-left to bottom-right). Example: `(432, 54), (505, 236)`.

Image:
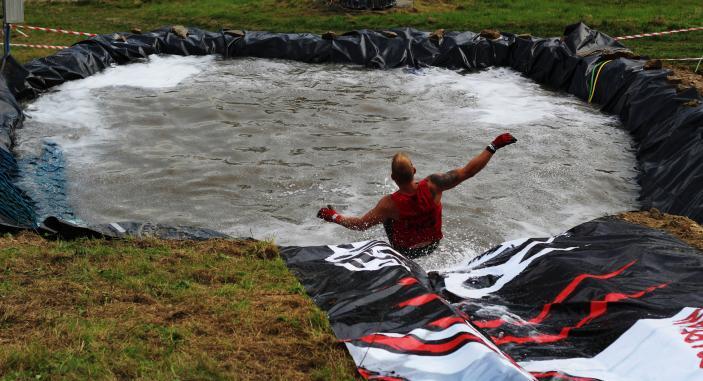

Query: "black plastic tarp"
(281, 241), (535, 380)
(282, 217), (703, 380)
(0, 59), (35, 228)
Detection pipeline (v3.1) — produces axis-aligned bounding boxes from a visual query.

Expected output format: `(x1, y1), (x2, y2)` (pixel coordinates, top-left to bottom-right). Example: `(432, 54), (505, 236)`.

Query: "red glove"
(317, 207), (340, 223)
(487, 133), (517, 153)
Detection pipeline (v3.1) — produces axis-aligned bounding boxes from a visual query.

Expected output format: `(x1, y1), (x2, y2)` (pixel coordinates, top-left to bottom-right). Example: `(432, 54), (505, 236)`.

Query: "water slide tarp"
(0, 22), (701, 380)
(282, 217), (703, 380)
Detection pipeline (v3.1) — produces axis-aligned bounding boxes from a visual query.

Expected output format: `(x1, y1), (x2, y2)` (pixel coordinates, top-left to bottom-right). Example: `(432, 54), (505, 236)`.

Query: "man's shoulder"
(423, 175), (443, 195)
(379, 194), (394, 206)
(377, 194), (400, 219)
(377, 194), (396, 211)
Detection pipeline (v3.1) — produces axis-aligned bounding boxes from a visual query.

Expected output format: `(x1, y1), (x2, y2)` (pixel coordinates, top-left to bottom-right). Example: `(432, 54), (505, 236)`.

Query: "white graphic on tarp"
(455, 237), (532, 270)
(325, 240), (411, 272)
(520, 307), (703, 381)
(443, 236), (578, 299)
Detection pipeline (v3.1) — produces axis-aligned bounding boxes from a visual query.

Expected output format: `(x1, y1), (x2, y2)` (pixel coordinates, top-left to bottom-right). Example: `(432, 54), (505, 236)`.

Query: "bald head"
(391, 152), (415, 185)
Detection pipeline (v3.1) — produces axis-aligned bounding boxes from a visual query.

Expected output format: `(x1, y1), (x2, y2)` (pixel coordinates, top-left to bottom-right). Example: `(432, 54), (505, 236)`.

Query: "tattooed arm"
(428, 133), (517, 193)
(427, 149), (494, 192)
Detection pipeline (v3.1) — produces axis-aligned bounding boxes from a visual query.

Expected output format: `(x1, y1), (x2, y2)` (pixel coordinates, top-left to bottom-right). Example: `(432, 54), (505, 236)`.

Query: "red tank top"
(387, 179), (443, 249)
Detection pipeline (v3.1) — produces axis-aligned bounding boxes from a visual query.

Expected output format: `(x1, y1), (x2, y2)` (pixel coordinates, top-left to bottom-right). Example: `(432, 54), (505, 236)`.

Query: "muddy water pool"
(17, 55), (639, 269)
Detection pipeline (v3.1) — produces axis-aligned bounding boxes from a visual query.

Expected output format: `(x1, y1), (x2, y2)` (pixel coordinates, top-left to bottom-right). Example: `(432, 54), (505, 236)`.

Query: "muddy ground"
(618, 209), (703, 252)
(670, 66), (703, 99)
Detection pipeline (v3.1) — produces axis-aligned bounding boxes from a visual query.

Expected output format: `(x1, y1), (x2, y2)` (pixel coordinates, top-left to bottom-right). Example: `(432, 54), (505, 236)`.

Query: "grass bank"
(9, 0), (703, 71)
(0, 234), (357, 380)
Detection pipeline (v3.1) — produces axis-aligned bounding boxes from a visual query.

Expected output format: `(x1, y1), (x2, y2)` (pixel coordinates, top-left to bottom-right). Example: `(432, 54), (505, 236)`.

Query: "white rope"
(616, 26), (703, 40)
(0, 42), (69, 49)
(656, 57), (703, 61)
(12, 24), (97, 37)
(651, 57), (703, 73)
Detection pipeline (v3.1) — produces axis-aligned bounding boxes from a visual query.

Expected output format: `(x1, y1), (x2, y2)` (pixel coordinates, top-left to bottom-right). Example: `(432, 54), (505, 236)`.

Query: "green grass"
(9, 0), (703, 71)
(0, 233), (357, 380)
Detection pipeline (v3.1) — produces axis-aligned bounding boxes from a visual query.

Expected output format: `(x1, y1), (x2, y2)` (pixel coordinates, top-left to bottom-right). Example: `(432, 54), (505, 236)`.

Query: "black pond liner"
(0, 22), (701, 239)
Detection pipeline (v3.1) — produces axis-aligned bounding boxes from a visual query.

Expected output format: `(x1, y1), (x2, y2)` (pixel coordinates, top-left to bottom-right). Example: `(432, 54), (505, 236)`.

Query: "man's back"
(317, 133), (517, 257)
(385, 178), (443, 249)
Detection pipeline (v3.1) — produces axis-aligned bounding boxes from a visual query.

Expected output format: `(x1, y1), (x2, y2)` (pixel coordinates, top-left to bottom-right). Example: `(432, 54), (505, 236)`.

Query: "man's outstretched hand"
(488, 133), (517, 153)
(317, 206), (340, 223)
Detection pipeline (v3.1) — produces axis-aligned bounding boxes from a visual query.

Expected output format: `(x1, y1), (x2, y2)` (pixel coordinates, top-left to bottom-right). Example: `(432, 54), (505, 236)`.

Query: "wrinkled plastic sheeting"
(281, 241), (535, 380)
(0, 169), (37, 228)
(282, 218), (703, 380)
(37, 216), (230, 240)
(436, 217), (703, 380)
(1, 22), (702, 235)
(17, 27), (521, 89)
(0, 69), (36, 228)
(562, 22), (631, 57)
(90, 221), (231, 240)
(580, 57), (703, 219)
(0, 69), (23, 168)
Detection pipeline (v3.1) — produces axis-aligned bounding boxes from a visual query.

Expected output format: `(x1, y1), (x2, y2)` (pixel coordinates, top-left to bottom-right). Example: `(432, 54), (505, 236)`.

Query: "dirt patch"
(668, 65), (703, 96)
(618, 209), (703, 251)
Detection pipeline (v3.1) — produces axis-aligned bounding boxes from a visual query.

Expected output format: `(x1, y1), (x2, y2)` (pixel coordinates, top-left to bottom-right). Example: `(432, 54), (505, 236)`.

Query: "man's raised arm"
(428, 133), (516, 192)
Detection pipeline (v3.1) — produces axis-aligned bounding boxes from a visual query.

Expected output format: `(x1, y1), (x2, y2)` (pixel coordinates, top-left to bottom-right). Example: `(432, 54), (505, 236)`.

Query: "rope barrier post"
(2, 23), (10, 59)
(2, 0), (23, 61)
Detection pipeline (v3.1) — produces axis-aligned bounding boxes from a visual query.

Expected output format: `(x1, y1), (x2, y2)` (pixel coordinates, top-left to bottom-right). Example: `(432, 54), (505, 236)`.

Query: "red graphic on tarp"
(674, 308), (703, 368)
(493, 283), (668, 345)
(397, 277), (419, 286)
(676, 308), (703, 326)
(397, 293), (440, 308)
(527, 260), (637, 325)
(531, 370), (601, 381)
(354, 331), (485, 356)
(475, 260), (637, 329)
(427, 316), (468, 329)
(357, 367), (408, 380)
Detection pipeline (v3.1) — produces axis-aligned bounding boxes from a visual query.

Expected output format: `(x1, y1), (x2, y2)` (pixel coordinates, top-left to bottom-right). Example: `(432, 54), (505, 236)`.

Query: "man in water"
(317, 133), (517, 258)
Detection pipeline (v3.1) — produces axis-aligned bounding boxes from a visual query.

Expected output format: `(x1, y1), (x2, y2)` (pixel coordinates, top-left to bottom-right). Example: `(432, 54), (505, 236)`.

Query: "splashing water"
(17, 55), (639, 269)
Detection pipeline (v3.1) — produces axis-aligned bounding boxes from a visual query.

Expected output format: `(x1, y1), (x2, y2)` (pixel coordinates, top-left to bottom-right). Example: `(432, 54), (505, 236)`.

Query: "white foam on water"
(21, 55), (214, 154)
(63, 54), (214, 90)
(402, 67), (574, 125)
